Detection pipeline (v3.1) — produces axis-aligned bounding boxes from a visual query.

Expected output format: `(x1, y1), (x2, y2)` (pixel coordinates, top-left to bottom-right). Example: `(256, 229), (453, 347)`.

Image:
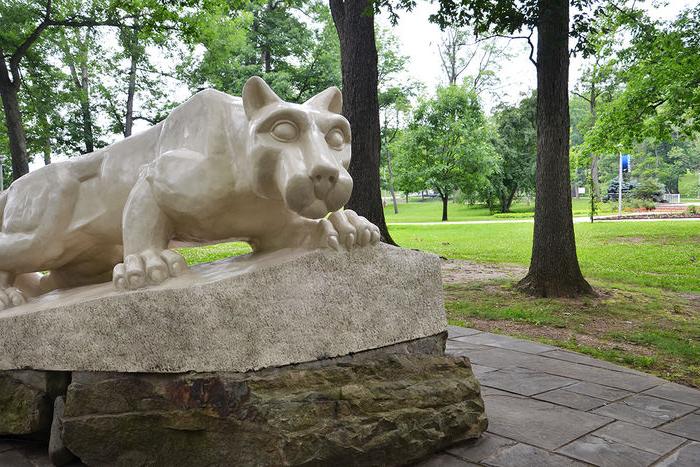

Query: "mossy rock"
(0, 370), (70, 436)
(63, 354), (487, 466)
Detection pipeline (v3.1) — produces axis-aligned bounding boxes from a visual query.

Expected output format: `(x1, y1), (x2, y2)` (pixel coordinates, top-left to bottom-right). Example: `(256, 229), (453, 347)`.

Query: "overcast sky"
(377, 0), (695, 110)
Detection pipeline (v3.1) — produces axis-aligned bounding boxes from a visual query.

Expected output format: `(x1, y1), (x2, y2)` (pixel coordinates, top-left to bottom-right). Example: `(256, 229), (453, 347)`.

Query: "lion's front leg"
(112, 177), (188, 290)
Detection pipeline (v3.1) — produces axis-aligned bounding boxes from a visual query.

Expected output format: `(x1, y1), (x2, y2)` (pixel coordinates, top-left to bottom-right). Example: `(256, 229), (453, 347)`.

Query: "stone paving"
(2, 325), (699, 466)
(419, 326), (700, 467)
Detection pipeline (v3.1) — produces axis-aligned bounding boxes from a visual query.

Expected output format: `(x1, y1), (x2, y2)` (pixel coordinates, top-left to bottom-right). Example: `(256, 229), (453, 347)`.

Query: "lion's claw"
(325, 210), (380, 250)
(113, 249), (188, 290)
(0, 287), (26, 310)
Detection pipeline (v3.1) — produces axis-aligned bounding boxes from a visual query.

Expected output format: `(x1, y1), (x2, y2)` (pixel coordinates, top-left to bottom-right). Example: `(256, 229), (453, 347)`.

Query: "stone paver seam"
(461, 336), (662, 382)
(652, 411), (698, 432)
(650, 439), (697, 466)
(440, 451), (485, 466)
(639, 389), (700, 409)
(535, 351), (669, 381)
(448, 432), (519, 464)
(551, 418), (618, 456)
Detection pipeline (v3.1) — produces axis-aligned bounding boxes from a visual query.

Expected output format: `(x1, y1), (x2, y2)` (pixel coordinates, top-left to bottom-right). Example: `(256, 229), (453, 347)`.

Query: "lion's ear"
(242, 76), (281, 119)
(304, 87), (342, 114)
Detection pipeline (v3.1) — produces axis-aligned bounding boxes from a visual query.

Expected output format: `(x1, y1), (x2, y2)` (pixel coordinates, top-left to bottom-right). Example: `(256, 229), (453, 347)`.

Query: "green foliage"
(632, 178), (664, 201)
(679, 172), (700, 199)
(585, 6), (700, 152)
(489, 93), (536, 212)
(393, 85), (498, 206)
(183, 0), (340, 102)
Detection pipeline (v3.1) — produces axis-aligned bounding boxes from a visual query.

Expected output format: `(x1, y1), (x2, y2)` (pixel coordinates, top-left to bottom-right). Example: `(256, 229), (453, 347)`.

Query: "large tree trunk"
(0, 84), (29, 181)
(329, 0), (395, 244)
(517, 0), (593, 297)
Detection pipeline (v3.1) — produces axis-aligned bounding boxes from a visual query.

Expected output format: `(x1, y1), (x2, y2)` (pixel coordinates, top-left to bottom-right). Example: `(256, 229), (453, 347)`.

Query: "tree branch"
(571, 90), (591, 103)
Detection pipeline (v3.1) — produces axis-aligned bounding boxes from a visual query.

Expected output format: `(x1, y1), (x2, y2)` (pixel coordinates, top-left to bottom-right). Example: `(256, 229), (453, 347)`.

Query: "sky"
(376, 0), (696, 110)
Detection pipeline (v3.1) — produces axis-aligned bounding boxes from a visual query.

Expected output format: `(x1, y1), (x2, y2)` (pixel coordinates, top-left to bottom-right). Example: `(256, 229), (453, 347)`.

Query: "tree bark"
(0, 83), (29, 180)
(589, 84), (599, 198)
(516, 0), (593, 297)
(385, 147), (399, 214)
(124, 27), (140, 138)
(80, 59), (95, 152)
(329, 0), (395, 244)
(38, 108), (51, 165)
(441, 194), (449, 222)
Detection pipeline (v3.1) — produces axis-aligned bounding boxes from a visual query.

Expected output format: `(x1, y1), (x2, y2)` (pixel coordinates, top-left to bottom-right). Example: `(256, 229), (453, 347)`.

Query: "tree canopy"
(394, 84), (497, 221)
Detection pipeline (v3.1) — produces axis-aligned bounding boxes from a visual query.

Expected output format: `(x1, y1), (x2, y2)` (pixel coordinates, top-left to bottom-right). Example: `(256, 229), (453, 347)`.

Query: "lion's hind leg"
(0, 165), (81, 309)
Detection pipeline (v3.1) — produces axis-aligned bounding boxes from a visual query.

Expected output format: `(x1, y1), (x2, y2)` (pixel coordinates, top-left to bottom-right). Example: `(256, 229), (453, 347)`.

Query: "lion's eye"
(271, 121), (298, 142)
(326, 128), (345, 149)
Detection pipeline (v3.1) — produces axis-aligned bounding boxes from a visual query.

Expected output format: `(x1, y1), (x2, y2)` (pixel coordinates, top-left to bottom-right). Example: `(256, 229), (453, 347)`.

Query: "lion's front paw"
(113, 249), (188, 290)
(321, 209), (381, 250)
(0, 287), (26, 310)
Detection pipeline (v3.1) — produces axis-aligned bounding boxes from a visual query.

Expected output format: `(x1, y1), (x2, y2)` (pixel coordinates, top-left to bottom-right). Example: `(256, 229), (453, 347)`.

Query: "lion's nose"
(310, 164), (339, 199)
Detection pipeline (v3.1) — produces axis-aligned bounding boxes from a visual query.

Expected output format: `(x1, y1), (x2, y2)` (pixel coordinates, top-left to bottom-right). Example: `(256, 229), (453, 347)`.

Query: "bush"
(626, 198), (656, 211)
(633, 178), (665, 201)
(686, 205), (698, 215)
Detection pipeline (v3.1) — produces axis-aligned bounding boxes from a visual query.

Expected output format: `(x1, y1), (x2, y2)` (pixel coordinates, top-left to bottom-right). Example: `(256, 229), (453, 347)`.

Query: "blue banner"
(621, 154), (631, 173)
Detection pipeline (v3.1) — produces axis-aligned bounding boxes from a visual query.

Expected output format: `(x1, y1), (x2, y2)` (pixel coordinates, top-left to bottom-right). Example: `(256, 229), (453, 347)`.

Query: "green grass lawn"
(383, 198), (617, 223)
(391, 220), (700, 292)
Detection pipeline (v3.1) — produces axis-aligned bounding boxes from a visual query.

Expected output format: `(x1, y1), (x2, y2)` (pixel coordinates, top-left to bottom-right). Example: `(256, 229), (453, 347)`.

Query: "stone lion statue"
(0, 76), (379, 309)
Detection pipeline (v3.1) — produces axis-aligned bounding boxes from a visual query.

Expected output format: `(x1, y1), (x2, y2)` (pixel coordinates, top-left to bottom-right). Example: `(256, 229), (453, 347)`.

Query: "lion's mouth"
(282, 172), (352, 219)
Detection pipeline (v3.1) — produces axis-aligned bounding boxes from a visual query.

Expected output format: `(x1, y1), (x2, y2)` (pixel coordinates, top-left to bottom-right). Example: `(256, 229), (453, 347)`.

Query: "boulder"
(49, 396), (77, 466)
(0, 370), (70, 436)
(62, 354), (487, 466)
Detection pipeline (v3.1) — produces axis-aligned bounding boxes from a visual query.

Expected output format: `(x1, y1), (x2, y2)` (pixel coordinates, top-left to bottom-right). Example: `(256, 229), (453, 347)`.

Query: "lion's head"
(243, 76), (352, 219)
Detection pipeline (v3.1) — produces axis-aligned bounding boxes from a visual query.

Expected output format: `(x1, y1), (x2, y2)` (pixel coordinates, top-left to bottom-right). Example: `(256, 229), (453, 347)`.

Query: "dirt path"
(440, 259), (527, 284)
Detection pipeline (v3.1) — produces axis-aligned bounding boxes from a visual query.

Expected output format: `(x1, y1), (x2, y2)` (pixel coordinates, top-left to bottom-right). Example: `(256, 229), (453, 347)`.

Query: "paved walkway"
(2, 326), (698, 466)
(421, 326), (700, 467)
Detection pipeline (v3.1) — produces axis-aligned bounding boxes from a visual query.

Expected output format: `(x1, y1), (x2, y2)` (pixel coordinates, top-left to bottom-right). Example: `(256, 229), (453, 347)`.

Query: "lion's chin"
(297, 199), (331, 219)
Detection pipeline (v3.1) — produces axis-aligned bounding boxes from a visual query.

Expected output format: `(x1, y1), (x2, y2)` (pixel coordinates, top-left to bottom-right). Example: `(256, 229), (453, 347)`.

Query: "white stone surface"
(0, 244), (446, 373)
(0, 76), (378, 308)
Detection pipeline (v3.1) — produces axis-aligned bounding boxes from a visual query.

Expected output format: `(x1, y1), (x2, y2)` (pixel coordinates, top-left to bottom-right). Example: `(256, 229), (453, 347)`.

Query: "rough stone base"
(61, 354), (487, 466)
(0, 370), (70, 436)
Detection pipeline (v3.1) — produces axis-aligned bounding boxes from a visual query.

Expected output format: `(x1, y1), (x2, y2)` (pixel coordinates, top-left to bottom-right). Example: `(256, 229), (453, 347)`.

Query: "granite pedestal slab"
(0, 244), (446, 373)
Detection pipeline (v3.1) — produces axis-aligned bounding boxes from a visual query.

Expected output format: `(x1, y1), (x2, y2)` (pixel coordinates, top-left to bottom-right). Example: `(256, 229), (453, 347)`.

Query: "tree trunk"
(441, 194), (449, 222)
(80, 57), (95, 153)
(385, 148), (399, 214)
(504, 187), (517, 212)
(124, 28), (139, 138)
(38, 109), (51, 165)
(329, 0), (395, 244)
(591, 154), (599, 197)
(0, 84), (29, 181)
(516, 0), (593, 297)
(589, 84), (599, 198)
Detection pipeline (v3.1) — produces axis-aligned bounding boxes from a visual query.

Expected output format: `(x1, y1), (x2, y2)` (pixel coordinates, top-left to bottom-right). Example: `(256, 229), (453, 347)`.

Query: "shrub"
(633, 178), (665, 201)
(626, 198), (656, 211)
